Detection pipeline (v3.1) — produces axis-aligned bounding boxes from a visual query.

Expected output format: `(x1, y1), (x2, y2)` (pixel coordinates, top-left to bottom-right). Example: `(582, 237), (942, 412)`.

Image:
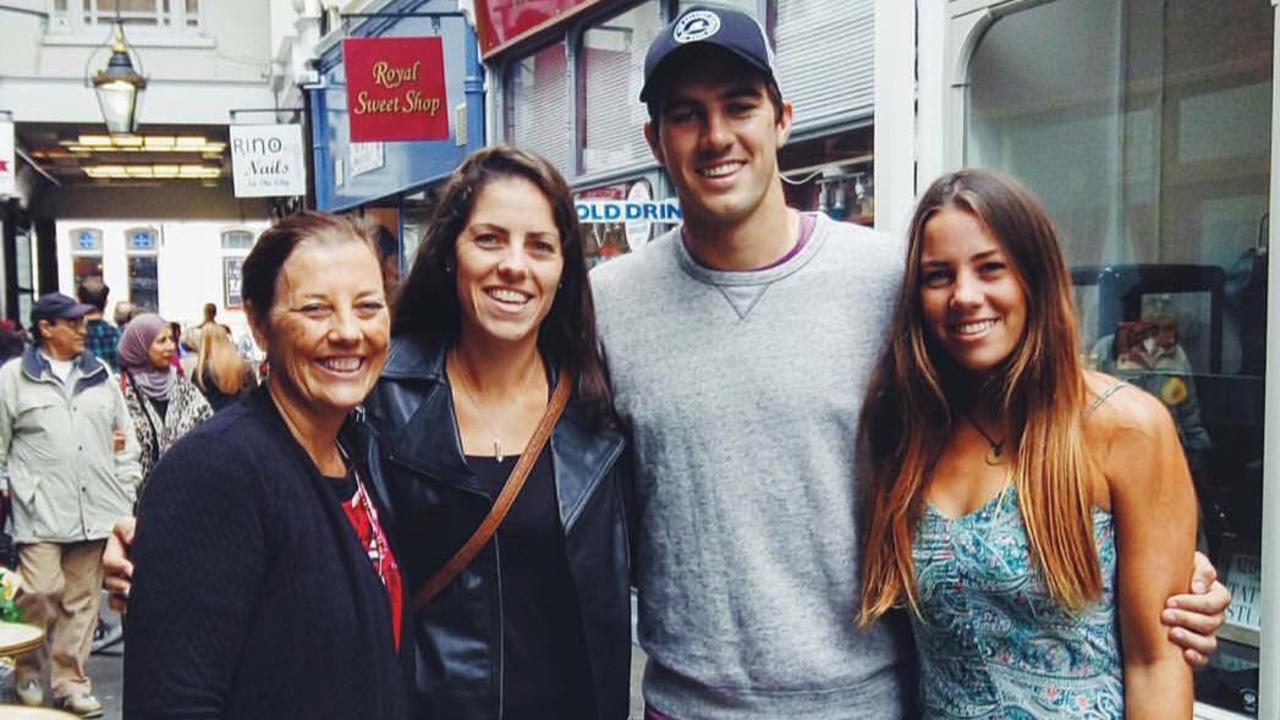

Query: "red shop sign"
(474, 0), (603, 56)
(344, 37), (450, 142)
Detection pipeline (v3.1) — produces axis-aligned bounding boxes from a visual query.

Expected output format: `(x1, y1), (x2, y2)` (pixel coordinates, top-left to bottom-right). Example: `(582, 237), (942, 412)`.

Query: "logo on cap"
(673, 10), (721, 44)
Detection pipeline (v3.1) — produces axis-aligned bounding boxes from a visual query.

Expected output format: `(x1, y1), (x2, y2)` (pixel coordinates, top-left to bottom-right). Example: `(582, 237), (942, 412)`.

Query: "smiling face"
(255, 238), (389, 427)
(919, 207), (1028, 376)
(454, 175), (564, 349)
(147, 327), (175, 370)
(644, 49), (792, 232)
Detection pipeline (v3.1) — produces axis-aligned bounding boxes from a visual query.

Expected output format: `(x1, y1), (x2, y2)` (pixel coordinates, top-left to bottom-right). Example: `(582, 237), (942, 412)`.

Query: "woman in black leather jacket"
(362, 146), (631, 720)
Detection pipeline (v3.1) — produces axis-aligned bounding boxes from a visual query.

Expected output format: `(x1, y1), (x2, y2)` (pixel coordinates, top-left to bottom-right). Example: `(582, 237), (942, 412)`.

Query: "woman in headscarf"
(117, 313), (213, 493)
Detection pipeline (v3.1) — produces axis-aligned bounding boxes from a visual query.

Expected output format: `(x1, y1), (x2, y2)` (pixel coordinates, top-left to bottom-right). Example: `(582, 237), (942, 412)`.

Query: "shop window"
(14, 229), (35, 324)
(125, 227), (159, 313)
(580, 1), (662, 174)
(69, 228), (104, 292)
(967, 0), (1272, 715)
(778, 126), (874, 224)
(220, 230), (254, 250)
(507, 41), (571, 176)
(49, 0), (201, 33)
(220, 230), (254, 310)
(576, 177), (673, 268)
(401, 191), (435, 274)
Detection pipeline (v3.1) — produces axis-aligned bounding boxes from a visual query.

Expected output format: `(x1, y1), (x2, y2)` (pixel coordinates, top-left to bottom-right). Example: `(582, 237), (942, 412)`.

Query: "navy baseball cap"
(32, 293), (94, 322)
(639, 6), (777, 103)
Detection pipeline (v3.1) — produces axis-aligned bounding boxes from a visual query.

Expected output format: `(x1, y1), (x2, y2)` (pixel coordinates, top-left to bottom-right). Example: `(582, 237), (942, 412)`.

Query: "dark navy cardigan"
(124, 387), (409, 720)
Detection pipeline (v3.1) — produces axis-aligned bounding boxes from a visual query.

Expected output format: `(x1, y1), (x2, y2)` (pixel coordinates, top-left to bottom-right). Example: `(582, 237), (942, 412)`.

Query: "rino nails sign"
(344, 37), (450, 143)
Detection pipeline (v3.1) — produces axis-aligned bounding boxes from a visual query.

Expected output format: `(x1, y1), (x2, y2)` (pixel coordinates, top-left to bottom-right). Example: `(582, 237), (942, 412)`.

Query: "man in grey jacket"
(590, 7), (1231, 719)
(0, 293), (141, 717)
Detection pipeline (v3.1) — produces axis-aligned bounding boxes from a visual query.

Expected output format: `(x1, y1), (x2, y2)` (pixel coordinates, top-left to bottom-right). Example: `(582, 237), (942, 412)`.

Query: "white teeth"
(321, 357), (362, 372)
(488, 288), (530, 303)
(700, 162), (741, 178)
(952, 319), (998, 335)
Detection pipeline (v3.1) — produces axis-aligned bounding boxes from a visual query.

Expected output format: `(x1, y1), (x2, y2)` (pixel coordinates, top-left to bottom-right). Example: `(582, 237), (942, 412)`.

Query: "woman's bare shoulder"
(1082, 370), (1173, 438)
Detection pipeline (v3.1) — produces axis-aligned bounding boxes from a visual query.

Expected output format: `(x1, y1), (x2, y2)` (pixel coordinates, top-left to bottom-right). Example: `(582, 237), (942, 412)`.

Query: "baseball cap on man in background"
(32, 293), (94, 326)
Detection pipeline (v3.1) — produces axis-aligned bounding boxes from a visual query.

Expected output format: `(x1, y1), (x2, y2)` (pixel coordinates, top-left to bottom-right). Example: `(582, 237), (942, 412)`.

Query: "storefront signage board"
(0, 121), (15, 197)
(474, 0), (603, 56)
(229, 124), (307, 198)
(343, 37), (450, 142)
(575, 198), (683, 224)
(349, 142), (386, 177)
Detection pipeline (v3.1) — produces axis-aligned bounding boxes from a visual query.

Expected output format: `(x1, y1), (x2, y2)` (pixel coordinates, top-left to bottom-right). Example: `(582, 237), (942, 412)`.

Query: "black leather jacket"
(361, 337), (631, 720)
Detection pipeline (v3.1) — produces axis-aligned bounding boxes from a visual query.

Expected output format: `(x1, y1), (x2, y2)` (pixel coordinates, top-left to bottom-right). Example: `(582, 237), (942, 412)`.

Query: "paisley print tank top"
(910, 384), (1126, 719)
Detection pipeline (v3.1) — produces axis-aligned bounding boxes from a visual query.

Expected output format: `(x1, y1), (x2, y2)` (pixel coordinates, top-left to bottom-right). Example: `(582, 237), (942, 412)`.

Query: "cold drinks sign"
(343, 37), (449, 142)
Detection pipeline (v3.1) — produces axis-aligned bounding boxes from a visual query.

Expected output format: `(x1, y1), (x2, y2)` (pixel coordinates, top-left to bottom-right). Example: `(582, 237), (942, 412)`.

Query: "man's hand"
(1163, 551), (1231, 667)
(102, 516), (136, 613)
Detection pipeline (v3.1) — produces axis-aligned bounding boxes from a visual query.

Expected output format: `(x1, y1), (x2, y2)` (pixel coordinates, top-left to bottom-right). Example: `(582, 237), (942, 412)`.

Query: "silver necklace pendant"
(493, 438), (504, 463)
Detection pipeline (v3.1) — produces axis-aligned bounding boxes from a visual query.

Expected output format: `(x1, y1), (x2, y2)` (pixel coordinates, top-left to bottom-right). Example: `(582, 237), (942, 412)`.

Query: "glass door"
(958, 0), (1275, 715)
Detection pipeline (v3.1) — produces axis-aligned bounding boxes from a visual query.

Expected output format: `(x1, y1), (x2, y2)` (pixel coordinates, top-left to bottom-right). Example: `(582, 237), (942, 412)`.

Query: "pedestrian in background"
(116, 314), (212, 494)
(0, 292), (141, 717)
(0, 319), (26, 365)
(191, 324), (255, 412)
(111, 302), (135, 330)
(197, 301), (232, 336)
(123, 212), (408, 720)
(77, 279), (119, 372)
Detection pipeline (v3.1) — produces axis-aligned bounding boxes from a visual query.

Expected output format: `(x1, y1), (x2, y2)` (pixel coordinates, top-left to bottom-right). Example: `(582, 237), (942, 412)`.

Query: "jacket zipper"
(494, 535), (505, 720)
(382, 449), (506, 717)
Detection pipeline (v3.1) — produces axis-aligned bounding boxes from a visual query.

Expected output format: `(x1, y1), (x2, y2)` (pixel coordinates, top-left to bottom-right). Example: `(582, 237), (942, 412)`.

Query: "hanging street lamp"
(92, 24), (147, 134)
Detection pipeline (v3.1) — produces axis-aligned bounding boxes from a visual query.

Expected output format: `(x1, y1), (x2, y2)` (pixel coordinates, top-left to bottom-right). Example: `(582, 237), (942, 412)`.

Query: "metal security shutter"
(510, 42), (572, 175)
(582, 1), (661, 175)
(774, 0), (874, 132)
(581, 46), (651, 173)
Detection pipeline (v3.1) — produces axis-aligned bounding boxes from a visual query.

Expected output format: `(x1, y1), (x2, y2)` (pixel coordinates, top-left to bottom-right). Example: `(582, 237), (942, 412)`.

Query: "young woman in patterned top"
(859, 169), (1197, 719)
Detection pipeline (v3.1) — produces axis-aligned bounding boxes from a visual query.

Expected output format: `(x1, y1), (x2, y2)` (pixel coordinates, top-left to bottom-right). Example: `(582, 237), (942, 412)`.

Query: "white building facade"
(0, 0), (322, 336)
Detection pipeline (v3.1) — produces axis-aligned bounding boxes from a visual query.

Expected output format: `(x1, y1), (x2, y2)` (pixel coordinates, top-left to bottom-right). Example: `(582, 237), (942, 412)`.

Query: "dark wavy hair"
(394, 145), (612, 423)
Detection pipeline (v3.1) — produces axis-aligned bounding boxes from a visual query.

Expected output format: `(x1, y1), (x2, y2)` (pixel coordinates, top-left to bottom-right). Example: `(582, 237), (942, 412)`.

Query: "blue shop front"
(310, 0), (485, 272)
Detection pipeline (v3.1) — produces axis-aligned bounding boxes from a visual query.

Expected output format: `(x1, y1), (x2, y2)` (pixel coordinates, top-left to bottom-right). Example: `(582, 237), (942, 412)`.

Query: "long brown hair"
(859, 169), (1100, 625)
(193, 325), (248, 395)
(394, 145), (612, 424)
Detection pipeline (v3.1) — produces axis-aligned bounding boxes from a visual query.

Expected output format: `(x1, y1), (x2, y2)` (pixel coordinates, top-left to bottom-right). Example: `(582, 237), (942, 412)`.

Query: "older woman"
(117, 313), (212, 489)
(364, 145), (629, 719)
(122, 212), (408, 719)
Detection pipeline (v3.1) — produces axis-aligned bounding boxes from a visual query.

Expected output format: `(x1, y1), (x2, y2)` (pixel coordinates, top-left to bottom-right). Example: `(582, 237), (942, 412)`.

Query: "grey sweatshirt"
(591, 214), (912, 719)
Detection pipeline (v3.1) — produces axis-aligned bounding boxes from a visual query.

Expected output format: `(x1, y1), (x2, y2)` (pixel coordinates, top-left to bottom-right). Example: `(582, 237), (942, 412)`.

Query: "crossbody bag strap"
(412, 372), (573, 610)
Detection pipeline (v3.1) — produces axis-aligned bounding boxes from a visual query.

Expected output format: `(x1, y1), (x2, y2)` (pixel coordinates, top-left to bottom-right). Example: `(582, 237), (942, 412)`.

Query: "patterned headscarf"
(117, 313), (176, 400)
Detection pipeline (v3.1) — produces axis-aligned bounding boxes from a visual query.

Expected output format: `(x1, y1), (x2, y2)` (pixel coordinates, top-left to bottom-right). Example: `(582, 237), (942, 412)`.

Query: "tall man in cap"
(0, 293), (140, 717)
(589, 6), (1231, 718)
